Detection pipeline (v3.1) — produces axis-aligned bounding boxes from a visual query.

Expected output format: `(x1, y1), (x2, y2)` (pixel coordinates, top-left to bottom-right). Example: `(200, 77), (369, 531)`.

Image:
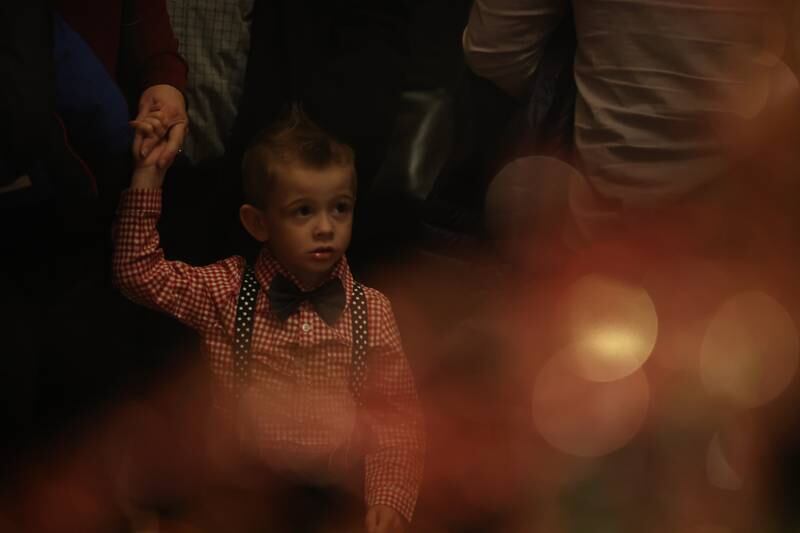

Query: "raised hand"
(130, 129), (172, 189)
(134, 84), (189, 169)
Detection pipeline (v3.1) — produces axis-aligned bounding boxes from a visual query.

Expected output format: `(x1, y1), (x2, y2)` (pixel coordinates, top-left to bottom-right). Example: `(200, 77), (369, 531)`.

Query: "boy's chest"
(253, 302), (353, 378)
(207, 293), (355, 383)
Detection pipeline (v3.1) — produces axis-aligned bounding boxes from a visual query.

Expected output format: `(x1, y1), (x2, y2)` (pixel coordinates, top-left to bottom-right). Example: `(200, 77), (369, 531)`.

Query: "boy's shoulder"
(196, 254), (251, 292)
(211, 254), (249, 276)
(353, 282), (395, 320)
(355, 281), (387, 303)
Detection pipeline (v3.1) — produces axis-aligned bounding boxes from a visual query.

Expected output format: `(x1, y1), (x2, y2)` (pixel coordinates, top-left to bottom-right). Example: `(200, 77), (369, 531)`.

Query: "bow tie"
(268, 274), (346, 326)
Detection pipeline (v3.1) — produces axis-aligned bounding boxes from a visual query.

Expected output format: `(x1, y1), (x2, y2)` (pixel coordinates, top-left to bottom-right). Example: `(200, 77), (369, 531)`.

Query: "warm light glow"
(564, 275), (659, 382)
(700, 291), (799, 408)
(689, 526), (733, 533)
(584, 326), (650, 361)
(642, 258), (732, 372)
(706, 433), (742, 491)
(531, 354), (650, 457)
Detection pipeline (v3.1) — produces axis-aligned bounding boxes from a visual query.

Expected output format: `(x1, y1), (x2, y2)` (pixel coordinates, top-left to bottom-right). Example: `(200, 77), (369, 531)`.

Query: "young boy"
(114, 107), (423, 532)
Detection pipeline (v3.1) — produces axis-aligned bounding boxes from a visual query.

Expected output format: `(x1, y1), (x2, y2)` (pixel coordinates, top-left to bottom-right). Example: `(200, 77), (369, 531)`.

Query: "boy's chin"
(291, 254), (343, 283)
(305, 254), (343, 273)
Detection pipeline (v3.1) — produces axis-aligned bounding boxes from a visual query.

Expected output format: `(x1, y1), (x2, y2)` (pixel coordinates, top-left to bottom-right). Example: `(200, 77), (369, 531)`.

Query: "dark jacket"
(0, 4), (95, 201)
(230, 0), (411, 196)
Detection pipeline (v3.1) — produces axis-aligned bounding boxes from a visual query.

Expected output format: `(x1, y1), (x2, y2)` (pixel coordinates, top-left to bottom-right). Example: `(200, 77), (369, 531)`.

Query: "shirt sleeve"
(112, 188), (241, 334)
(362, 291), (425, 523)
(463, 0), (567, 98)
(123, 0), (188, 92)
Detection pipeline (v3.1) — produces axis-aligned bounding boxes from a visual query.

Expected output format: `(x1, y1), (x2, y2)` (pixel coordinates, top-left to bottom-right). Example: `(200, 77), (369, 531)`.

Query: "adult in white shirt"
(465, 0), (798, 244)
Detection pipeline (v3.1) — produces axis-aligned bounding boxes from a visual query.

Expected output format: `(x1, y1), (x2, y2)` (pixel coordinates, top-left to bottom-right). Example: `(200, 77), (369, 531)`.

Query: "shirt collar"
(252, 247), (354, 311)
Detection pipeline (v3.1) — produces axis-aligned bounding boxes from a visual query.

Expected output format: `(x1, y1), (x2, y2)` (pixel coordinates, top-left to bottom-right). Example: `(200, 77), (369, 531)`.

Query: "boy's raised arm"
(112, 135), (239, 333)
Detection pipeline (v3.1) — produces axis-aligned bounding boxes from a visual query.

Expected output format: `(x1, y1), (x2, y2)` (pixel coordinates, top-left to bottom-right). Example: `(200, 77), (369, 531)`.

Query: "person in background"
(464, 0), (798, 249)
(165, 0), (253, 165)
(54, 0), (189, 174)
(159, 1), (410, 267)
(0, 2), (189, 510)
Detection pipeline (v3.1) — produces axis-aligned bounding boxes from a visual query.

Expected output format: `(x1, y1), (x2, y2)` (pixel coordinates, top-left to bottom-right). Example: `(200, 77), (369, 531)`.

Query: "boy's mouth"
(309, 247), (336, 260)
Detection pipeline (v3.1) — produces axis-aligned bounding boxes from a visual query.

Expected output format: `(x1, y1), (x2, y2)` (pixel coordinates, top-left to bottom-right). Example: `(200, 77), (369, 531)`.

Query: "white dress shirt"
(464, 0), (795, 214)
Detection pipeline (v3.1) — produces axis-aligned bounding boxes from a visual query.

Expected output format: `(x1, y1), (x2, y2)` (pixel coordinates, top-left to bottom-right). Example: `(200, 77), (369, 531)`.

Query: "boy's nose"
(313, 214), (334, 238)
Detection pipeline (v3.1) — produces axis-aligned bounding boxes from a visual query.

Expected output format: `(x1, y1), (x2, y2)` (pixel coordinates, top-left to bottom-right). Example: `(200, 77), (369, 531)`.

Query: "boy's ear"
(239, 204), (269, 242)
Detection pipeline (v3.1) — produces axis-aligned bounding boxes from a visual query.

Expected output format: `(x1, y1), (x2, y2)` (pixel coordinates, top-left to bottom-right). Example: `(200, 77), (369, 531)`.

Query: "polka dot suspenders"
(349, 281), (369, 405)
(233, 266), (260, 390)
(233, 265), (369, 404)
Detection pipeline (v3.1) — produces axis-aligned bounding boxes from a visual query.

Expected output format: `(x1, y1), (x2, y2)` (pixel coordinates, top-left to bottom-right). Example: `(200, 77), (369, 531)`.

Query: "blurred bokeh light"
(643, 258), (733, 373)
(700, 291), (798, 408)
(706, 432), (743, 491)
(563, 274), (659, 382)
(531, 354), (650, 457)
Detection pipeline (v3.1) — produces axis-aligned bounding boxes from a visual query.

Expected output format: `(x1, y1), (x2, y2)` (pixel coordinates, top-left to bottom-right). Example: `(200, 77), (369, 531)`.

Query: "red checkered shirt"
(112, 189), (424, 521)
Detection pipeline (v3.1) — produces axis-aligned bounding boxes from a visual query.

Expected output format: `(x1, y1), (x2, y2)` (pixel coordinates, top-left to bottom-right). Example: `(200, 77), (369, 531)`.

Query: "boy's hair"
(241, 105), (356, 208)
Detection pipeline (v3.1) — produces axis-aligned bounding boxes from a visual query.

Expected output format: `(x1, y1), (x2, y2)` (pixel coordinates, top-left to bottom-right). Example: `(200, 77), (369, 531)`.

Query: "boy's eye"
(334, 201), (352, 214)
(295, 205), (312, 217)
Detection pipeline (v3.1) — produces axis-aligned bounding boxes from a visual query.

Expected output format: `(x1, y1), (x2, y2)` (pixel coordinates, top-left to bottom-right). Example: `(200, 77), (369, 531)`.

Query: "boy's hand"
(130, 131), (171, 190)
(365, 505), (405, 533)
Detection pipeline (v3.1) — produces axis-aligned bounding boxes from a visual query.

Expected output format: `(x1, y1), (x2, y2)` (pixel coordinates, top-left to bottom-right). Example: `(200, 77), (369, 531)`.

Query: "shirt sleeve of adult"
(123, 0), (188, 92)
(112, 188), (241, 334)
(362, 291), (425, 524)
(463, 0), (567, 98)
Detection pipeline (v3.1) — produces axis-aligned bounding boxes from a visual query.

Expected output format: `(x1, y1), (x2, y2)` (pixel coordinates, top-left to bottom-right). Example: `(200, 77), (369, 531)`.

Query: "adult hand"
(135, 84), (188, 169)
(365, 505), (405, 533)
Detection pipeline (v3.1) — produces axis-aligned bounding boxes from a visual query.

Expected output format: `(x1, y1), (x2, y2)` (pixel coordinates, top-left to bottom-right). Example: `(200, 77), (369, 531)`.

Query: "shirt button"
(301, 322), (311, 333)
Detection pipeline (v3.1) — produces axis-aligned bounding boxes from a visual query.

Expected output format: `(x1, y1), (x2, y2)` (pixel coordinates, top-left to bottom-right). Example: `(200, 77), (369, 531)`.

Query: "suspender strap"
(233, 265), (260, 392)
(233, 269), (370, 402)
(349, 283), (369, 404)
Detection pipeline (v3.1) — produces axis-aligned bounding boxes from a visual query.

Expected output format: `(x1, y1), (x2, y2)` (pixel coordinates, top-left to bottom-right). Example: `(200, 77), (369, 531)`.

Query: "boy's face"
(260, 164), (355, 288)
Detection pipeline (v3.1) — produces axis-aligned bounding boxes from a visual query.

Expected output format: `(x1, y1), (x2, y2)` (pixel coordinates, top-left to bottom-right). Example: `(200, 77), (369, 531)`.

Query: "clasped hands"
(129, 84), (188, 170)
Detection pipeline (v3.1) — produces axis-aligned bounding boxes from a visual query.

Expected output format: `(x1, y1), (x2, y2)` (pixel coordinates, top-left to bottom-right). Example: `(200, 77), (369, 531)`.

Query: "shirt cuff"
(367, 484), (417, 524)
(117, 188), (162, 214)
(142, 53), (189, 94)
